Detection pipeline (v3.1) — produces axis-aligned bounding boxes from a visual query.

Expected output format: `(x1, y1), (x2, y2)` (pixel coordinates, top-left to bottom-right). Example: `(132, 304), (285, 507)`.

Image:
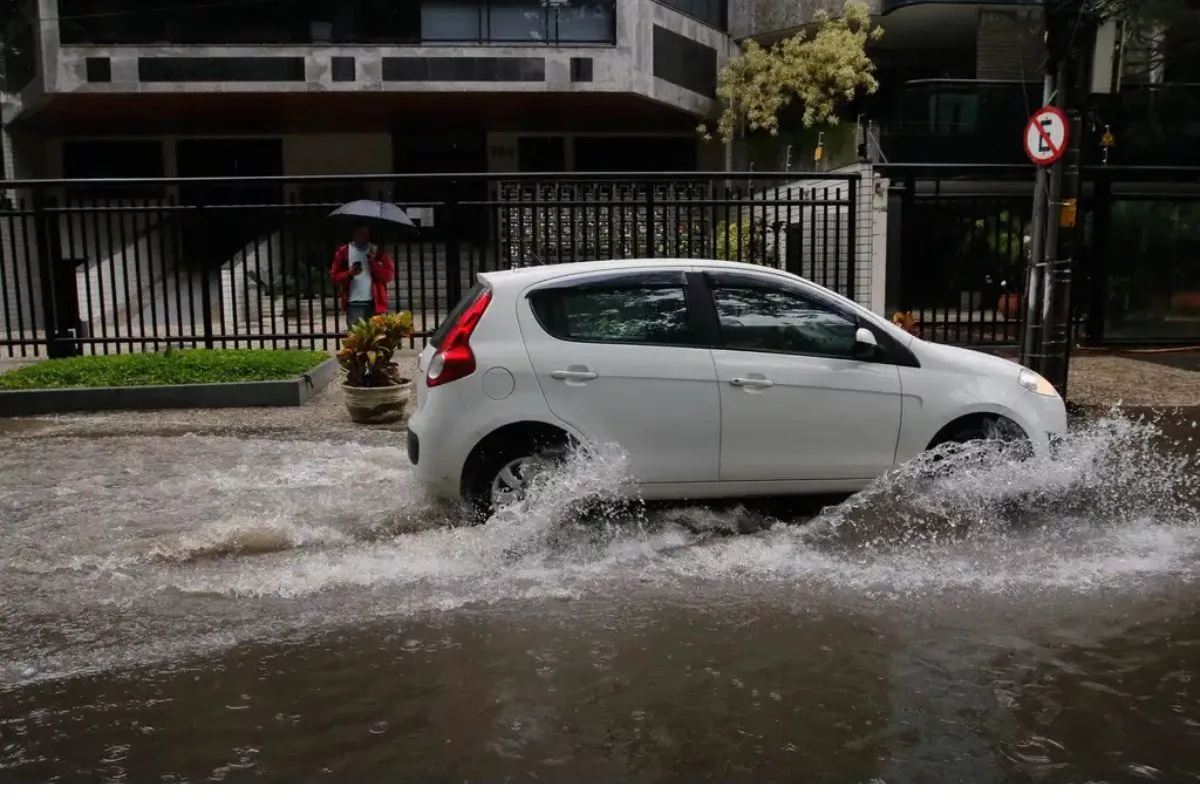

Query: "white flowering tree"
(699, 1), (883, 145)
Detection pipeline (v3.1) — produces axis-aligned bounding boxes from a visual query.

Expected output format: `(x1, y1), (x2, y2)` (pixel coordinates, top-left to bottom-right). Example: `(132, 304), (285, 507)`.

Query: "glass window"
(710, 278), (858, 358)
(421, 1), (483, 41)
(656, 0), (727, 30)
(530, 282), (693, 345)
(488, 1), (546, 42)
(555, 0), (616, 42)
(1105, 199), (1200, 340)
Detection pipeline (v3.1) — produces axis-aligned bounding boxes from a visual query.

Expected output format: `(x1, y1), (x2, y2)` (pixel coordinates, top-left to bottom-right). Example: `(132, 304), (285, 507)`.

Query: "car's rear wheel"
(464, 433), (568, 520)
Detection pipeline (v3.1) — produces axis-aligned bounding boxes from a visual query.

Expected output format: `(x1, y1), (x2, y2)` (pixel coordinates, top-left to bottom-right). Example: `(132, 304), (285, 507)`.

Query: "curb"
(0, 357), (339, 418)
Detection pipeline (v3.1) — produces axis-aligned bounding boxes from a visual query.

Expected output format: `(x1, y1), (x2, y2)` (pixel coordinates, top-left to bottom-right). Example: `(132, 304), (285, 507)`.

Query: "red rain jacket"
(329, 244), (395, 314)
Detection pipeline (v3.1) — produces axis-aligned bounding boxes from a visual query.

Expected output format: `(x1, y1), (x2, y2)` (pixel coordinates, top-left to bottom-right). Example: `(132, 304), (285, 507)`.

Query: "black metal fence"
(889, 171), (1087, 347)
(0, 171), (862, 358)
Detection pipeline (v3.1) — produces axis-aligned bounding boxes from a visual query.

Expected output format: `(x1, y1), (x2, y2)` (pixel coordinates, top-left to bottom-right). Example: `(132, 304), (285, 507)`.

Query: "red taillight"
(426, 289), (492, 388)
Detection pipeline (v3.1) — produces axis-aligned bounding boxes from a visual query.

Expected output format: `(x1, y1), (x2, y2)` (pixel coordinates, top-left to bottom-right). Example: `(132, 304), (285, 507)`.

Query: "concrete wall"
(221, 231), (277, 330)
(752, 164), (886, 313)
(40, 0), (730, 117)
(0, 133), (46, 341)
(68, 206), (179, 339)
(282, 134), (392, 177)
(0, 206), (41, 340)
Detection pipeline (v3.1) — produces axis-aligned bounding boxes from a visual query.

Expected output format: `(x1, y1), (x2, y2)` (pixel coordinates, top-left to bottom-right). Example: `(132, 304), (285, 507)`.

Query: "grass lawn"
(0, 349), (330, 390)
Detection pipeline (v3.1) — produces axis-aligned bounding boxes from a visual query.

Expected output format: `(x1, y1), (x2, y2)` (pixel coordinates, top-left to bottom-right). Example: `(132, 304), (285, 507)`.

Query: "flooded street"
(3, 411), (1200, 782)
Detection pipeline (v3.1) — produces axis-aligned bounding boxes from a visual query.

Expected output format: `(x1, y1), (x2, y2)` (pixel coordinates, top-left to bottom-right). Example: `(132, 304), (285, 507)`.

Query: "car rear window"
(528, 283), (692, 346)
(430, 282), (487, 349)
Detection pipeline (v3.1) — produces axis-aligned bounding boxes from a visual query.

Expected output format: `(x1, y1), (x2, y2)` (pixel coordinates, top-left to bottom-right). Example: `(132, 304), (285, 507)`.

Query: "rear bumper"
(406, 385), (470, 501)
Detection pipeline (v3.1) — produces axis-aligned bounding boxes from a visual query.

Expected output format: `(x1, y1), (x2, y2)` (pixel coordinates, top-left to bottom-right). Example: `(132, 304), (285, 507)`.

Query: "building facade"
(3, 0), (736, 181)
(2, 0), (1197, 351)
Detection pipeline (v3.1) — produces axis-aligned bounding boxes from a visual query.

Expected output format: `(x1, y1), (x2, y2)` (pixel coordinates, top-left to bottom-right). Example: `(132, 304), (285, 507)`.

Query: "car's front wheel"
(928, 414), (1033, 461)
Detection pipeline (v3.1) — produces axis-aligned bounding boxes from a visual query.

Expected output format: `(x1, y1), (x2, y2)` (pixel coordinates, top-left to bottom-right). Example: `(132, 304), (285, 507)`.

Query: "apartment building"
(2, 0), (737, 185)
(1, 0), (1195, 347)
(852, 0), (1200, 344)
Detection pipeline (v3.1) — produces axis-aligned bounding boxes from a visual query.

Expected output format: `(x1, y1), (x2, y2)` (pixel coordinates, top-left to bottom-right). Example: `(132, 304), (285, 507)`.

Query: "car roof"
(478, 258), (798, 287)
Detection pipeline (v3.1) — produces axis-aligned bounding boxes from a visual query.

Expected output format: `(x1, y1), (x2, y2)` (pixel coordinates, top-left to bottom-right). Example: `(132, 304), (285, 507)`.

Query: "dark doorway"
(518, 136), (566, 172)
(175, 138), (283, 203)
(175, 138), (284, 271)
(573, 136), (696, 172)
(392, 129), (488, 243)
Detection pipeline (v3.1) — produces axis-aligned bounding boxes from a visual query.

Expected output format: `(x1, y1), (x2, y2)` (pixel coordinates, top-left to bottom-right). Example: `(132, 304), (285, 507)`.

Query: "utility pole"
(1020, 0), (1094, 396)
(1019, 70), (1055, 372)
(1042, 16), (1092, 396)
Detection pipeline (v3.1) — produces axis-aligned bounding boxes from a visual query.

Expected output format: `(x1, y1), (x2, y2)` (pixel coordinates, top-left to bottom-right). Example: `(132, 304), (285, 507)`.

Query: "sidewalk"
(2, 351), (1198, 443)
(1066, 353), (1200, 407)
(0, 353), (419, 445)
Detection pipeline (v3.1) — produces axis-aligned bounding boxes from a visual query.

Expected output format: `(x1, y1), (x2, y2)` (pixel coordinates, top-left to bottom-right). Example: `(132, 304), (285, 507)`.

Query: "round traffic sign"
(1023, 105), (1069, 166)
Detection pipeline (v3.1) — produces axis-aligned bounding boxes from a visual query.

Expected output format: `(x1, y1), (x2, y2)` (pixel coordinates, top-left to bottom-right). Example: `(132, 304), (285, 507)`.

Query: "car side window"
(709, 274), (858, 359)
(529, 276), (694, 346)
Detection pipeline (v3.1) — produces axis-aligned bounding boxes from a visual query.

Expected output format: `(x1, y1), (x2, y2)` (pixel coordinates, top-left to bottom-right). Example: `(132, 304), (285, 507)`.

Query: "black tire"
(463, 432), (568, 521)
(930, 415), (1032, 461)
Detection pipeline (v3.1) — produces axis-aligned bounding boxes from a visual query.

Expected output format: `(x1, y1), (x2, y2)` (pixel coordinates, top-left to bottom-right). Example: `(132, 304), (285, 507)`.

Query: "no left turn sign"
(1024, 105), (1069, 166)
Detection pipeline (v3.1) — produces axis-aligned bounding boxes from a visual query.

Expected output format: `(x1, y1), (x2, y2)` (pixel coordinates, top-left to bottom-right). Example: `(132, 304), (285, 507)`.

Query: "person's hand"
(350, 265), (363, 275)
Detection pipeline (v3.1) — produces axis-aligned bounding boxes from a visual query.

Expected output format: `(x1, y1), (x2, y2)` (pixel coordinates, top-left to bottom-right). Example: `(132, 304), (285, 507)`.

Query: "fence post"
(845, 173), (858, 303)
(1085, 176), (1111, 346)
(197, 203), (214, 349)
(445, 184), (463, 307)
(33, 189), (81, 358)
(644, 181), (656, 258)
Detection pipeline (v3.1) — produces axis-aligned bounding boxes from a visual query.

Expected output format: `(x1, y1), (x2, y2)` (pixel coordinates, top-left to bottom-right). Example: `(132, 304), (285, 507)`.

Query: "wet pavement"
(2, 409), (1200, 782)
(1115, 348), (1200, 373)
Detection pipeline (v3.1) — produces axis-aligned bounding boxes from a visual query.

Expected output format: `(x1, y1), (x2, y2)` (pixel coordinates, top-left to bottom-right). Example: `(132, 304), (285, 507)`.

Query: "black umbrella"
(328, 199), (417, 228)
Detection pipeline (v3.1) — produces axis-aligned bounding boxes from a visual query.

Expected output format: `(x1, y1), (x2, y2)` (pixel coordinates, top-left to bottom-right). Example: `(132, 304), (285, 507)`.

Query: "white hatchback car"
(407, 259), (1066, 517)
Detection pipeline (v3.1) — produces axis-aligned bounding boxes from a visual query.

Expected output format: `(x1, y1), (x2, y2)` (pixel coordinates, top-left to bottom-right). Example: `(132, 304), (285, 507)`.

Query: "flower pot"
(1170, 290), (1200, 315)
(998, 293), (1023, 319)
(342, 380), (411, 425)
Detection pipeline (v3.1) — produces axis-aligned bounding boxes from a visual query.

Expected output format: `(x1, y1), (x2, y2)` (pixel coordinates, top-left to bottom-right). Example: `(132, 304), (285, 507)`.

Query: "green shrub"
(0, 348), (329, 390)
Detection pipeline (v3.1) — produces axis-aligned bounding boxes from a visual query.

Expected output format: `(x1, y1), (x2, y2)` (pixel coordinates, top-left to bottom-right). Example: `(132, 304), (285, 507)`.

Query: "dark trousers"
(346, 302), (374, 331)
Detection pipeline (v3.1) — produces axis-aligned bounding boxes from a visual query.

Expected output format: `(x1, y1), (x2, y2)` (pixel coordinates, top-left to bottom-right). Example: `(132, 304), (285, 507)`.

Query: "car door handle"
(730, 377), (774, 388)
(551, 369), (598, 381)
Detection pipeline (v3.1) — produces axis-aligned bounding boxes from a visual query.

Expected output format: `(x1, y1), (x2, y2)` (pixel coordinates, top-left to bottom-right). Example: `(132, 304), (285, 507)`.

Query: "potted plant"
(997, 290), (1023, 319)
(891, 310), (917, 335)
(337, 311), (415, 424)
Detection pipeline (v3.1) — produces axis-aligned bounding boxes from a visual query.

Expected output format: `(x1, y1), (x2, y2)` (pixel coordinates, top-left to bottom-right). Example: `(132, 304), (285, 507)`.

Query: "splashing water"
(1, 408), (1198, 685)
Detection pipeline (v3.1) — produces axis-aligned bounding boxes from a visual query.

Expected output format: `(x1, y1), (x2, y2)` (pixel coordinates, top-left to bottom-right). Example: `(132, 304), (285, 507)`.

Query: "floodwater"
(2, 411), (1200, 782)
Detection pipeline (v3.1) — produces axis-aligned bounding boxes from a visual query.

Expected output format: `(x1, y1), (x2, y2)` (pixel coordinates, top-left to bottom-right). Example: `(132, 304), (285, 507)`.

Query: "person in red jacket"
(330, 222), (396, 330)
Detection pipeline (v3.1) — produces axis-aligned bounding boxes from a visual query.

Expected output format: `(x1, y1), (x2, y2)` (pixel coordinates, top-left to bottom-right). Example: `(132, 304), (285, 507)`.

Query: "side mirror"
(852, 327), (878, 360)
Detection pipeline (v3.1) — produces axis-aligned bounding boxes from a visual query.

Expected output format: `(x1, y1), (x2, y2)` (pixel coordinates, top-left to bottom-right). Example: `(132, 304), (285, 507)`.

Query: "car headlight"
(1018, 368), (1059, 397)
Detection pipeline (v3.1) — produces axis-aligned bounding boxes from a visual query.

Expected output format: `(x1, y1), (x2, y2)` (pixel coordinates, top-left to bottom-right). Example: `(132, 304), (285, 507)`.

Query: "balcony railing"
(56, 0), (617, 47)
(876, 79), (1200, 167)
(1101, 83), (1200, 167)
(880, 0), (1042, 11)
(421, 0), (617, 45)
(875, 79), (1036, 165)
